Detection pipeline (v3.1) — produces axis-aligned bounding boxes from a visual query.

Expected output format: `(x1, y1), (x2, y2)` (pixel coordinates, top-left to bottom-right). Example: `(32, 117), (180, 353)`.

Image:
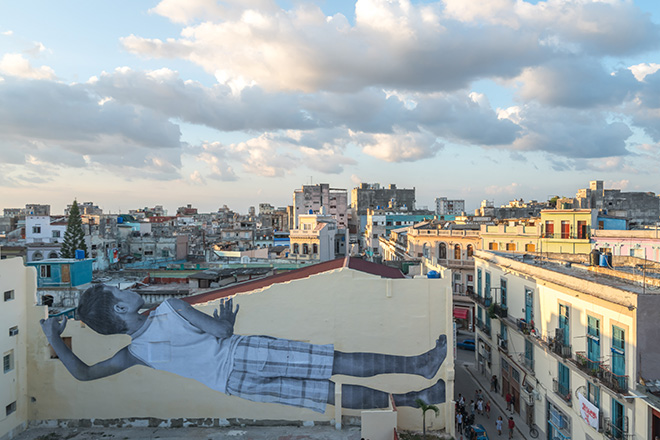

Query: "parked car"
(466, 424), (489, 440)
(457, 338), (475, 351)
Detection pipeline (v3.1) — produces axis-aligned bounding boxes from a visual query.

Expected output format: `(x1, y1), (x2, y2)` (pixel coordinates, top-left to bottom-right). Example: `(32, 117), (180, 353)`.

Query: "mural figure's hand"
(40, 316), (67, 340)
(213, 298), (239, 334)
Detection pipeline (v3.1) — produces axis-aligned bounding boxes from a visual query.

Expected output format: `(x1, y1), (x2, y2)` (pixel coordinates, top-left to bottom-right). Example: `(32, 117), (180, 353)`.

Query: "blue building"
(27, 258), (93, 288)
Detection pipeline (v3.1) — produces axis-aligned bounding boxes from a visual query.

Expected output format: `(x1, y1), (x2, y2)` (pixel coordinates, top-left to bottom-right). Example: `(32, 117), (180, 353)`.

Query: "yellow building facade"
(540, 209), (596, 255)
(4, 259), (454, 438)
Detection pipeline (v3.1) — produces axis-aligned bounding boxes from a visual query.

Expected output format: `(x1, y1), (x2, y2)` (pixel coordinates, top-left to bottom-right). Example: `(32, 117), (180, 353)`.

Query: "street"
(455, 332), (527, 440)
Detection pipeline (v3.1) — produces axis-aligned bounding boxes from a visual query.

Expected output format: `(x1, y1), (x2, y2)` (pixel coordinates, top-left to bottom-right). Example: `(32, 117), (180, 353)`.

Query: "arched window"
(439, 242), (447, 259)
(313, 243), (318, 254)
(48, 252), (59, 259)
(32, 252), (43, 261)
(454, 244), (461, 260)
(293, 243), (299, 254)
(423, 243), (430, 258)
(302, 243), (309, 254)
(467, 244), (474, 258)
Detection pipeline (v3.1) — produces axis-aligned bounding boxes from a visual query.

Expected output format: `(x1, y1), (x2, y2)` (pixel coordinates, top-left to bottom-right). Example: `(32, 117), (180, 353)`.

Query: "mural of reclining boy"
(41, 284), (446, 414)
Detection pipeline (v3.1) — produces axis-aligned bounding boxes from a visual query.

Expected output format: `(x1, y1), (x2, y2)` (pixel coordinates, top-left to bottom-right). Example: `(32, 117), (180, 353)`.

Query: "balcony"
(573, 352), (629, 394)
(523, 356), (534, 372)
(477, 319), (492, 337)
(545, 330), (572, 358)
(604, 417), (631, 439)
(497, 334), (508, 352)
(552, 378), (572, 405)
(492, 303), (508, 319)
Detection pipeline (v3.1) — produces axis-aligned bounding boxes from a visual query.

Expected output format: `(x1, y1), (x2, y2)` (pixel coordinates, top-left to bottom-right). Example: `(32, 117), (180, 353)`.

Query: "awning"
(453, 308), (469, 320)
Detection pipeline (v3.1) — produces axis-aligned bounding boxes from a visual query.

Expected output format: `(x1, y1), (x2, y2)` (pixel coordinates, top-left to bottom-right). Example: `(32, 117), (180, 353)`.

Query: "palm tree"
(415, 398), (439, 440)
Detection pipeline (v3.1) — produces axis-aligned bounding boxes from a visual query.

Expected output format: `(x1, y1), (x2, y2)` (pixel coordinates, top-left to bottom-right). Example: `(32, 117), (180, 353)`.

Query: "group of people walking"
(455, 390), (491, 439)
(456, 379), (519, 439)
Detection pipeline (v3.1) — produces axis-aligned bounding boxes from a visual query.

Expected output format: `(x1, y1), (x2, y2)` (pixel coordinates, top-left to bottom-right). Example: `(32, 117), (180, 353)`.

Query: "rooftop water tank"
(75, 249), (85, 259)
(589, 249), (600, 266)
(427, 270), (440, 279)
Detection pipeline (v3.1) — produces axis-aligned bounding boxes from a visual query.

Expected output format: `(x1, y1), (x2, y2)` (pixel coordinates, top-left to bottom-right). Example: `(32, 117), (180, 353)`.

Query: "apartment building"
(435, 197), (465, 216)
(292, 184), (348, 230)
(472, 250), (660, 439)
(289, 213), (337, 262)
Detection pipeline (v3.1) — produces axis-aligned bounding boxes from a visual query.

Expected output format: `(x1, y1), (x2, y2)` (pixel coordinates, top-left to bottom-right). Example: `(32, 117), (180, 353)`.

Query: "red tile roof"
(181, 257), (405, 305)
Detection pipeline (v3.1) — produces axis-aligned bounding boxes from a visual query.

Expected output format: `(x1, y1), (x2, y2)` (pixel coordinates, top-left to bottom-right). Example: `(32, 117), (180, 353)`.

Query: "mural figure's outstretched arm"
(40, 316), (144, 381)
(167, 297), (239, 339)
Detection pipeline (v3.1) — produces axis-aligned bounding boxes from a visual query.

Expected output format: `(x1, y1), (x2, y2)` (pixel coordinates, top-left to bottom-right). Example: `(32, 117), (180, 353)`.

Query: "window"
(557, 362), (570, 398)
(525, 243), (536, 252)
(577, 220), (588, 239)
(302, 244), (309, 254)
(467, 244), (474, 257)
(49, 337), (72, 359)
(40, 265), (51, 278)
(506, 243), (516, 251)
(500, 279), (507, 307)
(488, 242), (499, 250)
(5, 401), (16, 416)
(293, 243), (299, 254)
(144, 250), (154, 256)
(545, 220), (554, 237)
(52, 230), (61, 238)
(560, 221), (570, 239)
(3, 350), (14, 373)
(439, 243), (447, 259)
(587, 316), (600, 366)
(558, 304), (570, 345)
(312, 243), (318, 254)
(587, 382), (600, 408)
(477, 269), (482, 297)
(162, 250), (169, 257)
(9, 326), (18, 337)
(485, 272), (491, 299)
(454, 244), (461, 260)
(612, 326), (626, 383)
(524, 339), (534, 371)
(32, 226), (41, 234)
(4, 290), (14, 301)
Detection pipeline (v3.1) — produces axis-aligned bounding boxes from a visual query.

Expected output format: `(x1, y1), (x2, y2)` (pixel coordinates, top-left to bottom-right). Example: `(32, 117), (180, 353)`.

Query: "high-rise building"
(351, 183), (415, 216)
(435, 197), (465, 216)
(292, 183), (347, 229)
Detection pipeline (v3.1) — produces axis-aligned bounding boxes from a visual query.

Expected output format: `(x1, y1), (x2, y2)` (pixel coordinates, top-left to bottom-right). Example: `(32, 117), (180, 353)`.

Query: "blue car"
(467, 424), (489, 440)
(457, 338), (475, 351)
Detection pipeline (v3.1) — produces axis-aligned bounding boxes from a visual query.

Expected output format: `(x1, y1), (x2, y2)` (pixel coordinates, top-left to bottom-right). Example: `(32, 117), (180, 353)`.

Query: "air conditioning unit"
(521, 388), (534, 406)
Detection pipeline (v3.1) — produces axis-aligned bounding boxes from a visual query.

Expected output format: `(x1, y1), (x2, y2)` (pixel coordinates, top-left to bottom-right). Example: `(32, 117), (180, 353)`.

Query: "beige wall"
(0, 258), (38, 440)
(26, 267), (453, 432)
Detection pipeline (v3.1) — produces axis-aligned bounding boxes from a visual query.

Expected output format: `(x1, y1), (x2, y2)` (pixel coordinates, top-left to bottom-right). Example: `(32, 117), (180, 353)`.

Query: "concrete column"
(334, 383), (342, 430)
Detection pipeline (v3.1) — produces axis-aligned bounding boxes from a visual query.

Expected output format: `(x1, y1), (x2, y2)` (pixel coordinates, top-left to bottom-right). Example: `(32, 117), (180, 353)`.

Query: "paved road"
(455, 332), (525, 440)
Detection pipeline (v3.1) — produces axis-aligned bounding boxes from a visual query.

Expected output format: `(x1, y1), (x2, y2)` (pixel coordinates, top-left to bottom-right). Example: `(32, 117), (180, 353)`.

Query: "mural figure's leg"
(327, 379), (445, 409)
(332, 335), (446, 379)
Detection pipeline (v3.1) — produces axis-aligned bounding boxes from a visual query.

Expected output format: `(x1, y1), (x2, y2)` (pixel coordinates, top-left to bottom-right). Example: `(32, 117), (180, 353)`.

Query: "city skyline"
(2, 0), (660, 214)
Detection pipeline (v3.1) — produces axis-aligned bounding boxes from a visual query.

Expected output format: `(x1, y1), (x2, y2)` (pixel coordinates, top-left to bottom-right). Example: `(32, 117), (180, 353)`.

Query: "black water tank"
(590, 249), (600, 266)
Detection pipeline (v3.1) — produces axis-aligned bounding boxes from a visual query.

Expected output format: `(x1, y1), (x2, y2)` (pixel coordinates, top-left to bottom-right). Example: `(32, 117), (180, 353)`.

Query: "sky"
(1, 0), (660, 215)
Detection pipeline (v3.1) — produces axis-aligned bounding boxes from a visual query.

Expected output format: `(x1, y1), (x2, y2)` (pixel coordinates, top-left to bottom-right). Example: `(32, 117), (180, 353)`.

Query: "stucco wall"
(26, 268), (452, 431)
(0, 258), (38, 440)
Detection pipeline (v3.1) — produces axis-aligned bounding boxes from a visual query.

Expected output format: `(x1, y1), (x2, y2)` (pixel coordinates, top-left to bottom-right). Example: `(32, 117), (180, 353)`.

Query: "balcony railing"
(573, 352), (628, 394)
(552, 378), (572, 405)
(604, 417), (631, 439)
(497, 334), (508, 352)
(542, 229), (591, 240)
(601, 368), (629, 394)
(492, 303), (508, 319)
(545, 331), (572, 358)
(477, 319), (491, 337)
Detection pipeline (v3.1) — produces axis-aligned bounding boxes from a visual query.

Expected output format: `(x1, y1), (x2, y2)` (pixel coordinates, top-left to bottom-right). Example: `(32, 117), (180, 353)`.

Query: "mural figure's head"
(78, 284), (144, 335)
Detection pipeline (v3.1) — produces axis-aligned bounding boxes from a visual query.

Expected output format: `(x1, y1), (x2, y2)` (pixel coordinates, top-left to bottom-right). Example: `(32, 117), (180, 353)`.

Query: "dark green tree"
(60, 200), (87, 258)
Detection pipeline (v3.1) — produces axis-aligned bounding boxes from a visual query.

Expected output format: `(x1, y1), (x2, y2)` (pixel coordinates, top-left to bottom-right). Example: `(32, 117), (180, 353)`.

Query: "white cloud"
(0, 53), (55, 80)
(353, 129), (441, 162)
(2, 30), (14, 36)
(629, 63), (660, 82)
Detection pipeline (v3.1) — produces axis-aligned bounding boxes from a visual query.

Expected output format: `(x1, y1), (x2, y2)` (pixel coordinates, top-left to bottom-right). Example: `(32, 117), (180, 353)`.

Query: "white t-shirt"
(128, 299), (245, 393)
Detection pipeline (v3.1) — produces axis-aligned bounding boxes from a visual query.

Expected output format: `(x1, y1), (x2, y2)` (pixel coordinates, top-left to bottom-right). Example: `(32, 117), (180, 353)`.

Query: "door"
(61, 264), (71, 284)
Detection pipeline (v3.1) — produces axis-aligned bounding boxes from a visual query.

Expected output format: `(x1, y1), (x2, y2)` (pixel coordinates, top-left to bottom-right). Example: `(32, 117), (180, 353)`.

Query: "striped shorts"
(226, 335), (334, 413)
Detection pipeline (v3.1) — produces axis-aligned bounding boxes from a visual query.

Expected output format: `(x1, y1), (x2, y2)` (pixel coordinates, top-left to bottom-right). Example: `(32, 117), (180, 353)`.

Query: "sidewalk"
(462, 363), (530, 440)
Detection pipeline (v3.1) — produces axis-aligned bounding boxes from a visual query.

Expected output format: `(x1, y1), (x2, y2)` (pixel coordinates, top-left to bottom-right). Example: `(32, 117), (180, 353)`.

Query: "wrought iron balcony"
(573, 352), (628, 394)
(603, 417), (631, 439)
(552, 378), (572, 405)
(492, 303), (508, 319)
(545, 330), (572, 358)
(476, 318), (492, 337)
(497, 334), (508, 352)
(574, 351), (604, 378)
(601, 367), (629, 394)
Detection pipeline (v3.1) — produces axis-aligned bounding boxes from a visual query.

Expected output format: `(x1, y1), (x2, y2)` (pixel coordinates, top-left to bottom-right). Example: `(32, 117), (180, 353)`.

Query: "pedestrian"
(496, 416), (503, 436)
(508, 416), (515, 439)
(456, 411), (463, 434)
(485, 400), (491, 418)
(459, 393), (465, 407)
(491, 375), (496, 391)
(505, 392), (512, 411)
(510, 393), (516, 412)
(470, 399), (476, 416)
(494, 376), (499, 393)
(477, 398), (484, 415)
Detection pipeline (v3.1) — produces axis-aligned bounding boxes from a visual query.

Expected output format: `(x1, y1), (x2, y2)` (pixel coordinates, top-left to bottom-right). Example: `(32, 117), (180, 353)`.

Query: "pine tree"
(60, 200), (88, 258)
